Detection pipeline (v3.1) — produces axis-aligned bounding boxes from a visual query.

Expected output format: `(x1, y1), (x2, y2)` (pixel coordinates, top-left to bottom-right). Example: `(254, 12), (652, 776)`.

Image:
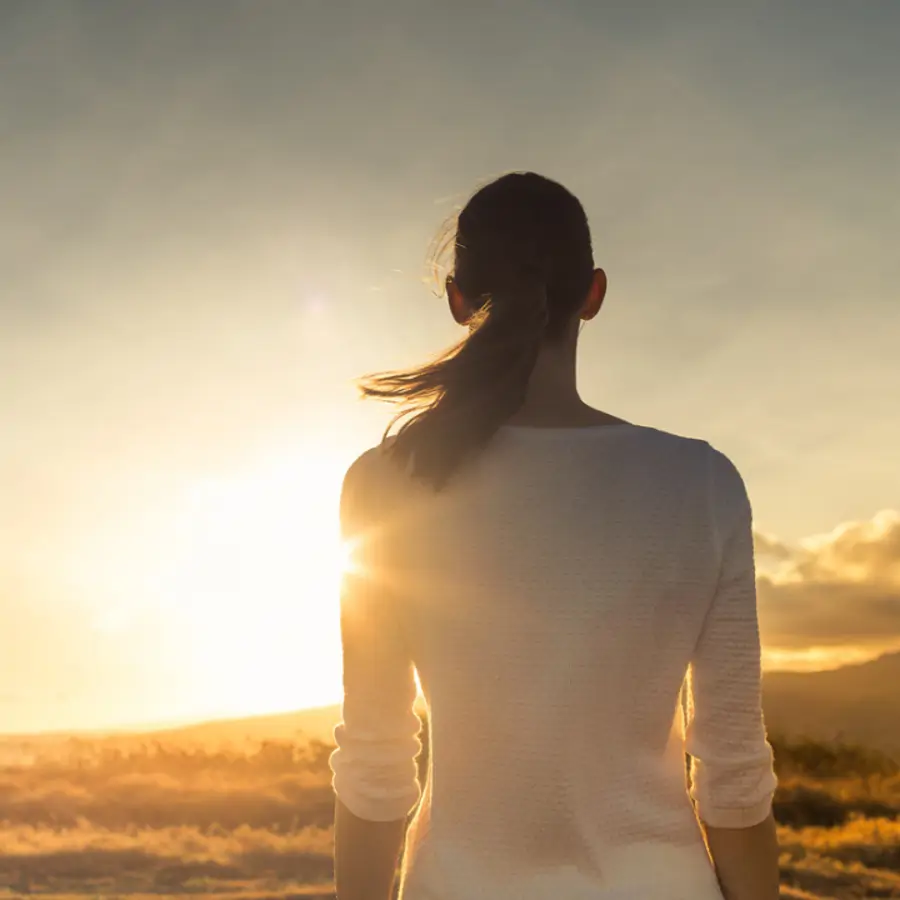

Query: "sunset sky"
(2, 1), (899, 733)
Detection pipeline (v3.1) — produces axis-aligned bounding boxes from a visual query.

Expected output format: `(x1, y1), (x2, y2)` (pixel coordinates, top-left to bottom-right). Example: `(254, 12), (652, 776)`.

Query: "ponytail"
(361, 275), (549, 490)
(359, 171), (594, 490)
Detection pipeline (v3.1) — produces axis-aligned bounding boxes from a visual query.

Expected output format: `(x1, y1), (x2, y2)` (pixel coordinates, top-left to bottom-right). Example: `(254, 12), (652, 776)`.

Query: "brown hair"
(361, 172), (595, 489)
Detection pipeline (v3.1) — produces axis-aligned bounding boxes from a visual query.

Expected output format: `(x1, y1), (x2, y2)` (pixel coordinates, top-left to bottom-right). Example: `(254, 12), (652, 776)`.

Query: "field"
(0, 735), (336, 898)
(0, 729), (898, 898)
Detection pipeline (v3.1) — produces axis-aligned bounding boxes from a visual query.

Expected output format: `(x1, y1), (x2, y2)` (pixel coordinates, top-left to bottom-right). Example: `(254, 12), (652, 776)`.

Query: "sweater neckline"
(498, 421), (636, 438)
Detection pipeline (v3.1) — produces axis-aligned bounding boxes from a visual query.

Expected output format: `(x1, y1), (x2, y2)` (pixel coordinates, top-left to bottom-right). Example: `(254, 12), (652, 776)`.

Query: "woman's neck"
(506, 343), (624, 428)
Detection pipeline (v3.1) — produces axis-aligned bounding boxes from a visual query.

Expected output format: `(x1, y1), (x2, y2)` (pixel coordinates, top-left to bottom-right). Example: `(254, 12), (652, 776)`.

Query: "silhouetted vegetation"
(771, 734), (900, 781)
(0, 730), (898, 897)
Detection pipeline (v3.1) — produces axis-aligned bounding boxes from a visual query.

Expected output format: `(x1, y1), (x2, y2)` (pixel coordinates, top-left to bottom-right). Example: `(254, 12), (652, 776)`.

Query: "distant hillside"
(153, 703), (343, 746)
(4, 652), (900, 762)
(0, 704), (343, 764)
(763, 651), (900, 754)
(177, 659), (900, 754)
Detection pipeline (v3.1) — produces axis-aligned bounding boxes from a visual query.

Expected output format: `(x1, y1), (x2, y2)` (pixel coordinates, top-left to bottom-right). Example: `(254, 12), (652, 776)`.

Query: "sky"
(1, 0), (899, 733)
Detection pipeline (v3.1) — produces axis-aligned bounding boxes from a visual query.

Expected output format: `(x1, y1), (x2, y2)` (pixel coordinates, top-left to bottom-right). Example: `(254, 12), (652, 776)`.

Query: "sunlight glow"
(762, 644), (887, 673)
(151, 450), (348, 719)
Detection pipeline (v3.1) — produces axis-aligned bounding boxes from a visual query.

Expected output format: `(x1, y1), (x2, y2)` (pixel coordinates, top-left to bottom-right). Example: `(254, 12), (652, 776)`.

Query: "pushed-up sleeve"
(684, 448), (778, 828)
(329, 450), (422, 822)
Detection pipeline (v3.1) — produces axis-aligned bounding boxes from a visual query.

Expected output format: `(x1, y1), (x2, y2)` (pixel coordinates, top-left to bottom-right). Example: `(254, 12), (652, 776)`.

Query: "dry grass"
(0, 731), (897, 897)
(0, 821), (333, 894)
(0, 738), (336, 896)
(778, 818), (900, 899)
(768, 735), (900, 899)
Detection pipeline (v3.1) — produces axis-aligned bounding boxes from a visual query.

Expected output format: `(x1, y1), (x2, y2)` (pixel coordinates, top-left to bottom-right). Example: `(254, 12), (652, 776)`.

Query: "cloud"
(754, 531), (794, 561)
(754, 511), (900, 665)
(795, 512), (900, 583)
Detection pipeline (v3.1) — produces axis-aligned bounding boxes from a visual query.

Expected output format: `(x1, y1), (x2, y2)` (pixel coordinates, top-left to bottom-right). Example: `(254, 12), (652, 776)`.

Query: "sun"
(153, 449), (350, 719)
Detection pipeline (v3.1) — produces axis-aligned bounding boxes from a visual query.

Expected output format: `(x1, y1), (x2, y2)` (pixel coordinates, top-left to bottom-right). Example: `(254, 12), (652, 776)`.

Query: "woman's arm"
(329, 450), (422, 900)
(702, 812), (780, 900)
(685, 449), (780, 900)
(334, 799), (407, 900)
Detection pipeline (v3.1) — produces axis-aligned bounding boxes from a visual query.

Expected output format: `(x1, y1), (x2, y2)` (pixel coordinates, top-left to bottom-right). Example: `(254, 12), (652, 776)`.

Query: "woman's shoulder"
(624, 424), (747, 493)
(339, 439), (417, 531)
(623, 422), (714, 461)
(342, 438), (405, 488)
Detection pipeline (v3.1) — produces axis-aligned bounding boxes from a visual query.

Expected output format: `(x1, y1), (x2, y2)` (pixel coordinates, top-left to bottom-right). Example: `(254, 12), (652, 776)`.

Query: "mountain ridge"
(762, 650), (900, 753)
(2, 652), (898, 754)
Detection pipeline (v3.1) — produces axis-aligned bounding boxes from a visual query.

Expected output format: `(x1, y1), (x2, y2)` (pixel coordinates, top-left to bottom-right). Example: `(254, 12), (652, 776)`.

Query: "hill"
(3, 651), (900, 761)
(151, 651), (900, 754)
(148, 703), (342, 746)
(763, 651), (900, 753)
(0, 704), (343, 765)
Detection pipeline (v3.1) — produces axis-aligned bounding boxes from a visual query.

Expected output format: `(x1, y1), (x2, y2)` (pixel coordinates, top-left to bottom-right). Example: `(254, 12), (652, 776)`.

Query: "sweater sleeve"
(329, 450), (423, 822)
(684, 448), (778, 828)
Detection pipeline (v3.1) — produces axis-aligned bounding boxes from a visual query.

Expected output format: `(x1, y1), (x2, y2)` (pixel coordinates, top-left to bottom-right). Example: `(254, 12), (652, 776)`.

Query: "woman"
(329, 172), (779, 900)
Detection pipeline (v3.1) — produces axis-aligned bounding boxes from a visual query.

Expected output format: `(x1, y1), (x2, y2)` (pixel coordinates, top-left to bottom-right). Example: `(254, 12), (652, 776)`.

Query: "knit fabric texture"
(330, 423), (777, 900)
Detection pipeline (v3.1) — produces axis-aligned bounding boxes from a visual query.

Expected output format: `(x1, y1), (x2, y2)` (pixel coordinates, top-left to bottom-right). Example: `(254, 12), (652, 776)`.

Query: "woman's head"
(448, 172), (599, 338)
(362, 172), (606, 489)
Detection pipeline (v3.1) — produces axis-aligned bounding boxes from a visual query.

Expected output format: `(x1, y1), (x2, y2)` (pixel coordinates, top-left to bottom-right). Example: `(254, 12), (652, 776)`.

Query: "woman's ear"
(580, 268), (607, 321)
(447, 277), (473, 325)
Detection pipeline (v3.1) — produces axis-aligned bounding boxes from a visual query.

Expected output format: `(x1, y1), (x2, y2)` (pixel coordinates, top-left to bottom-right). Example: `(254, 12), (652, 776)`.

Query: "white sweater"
(330, 423), (777, 900)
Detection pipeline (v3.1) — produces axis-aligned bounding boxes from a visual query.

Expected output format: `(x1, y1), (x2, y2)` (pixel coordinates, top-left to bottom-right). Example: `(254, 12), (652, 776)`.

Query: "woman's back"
(331, 423), (777, 900)
(329, 172), (778, 900)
